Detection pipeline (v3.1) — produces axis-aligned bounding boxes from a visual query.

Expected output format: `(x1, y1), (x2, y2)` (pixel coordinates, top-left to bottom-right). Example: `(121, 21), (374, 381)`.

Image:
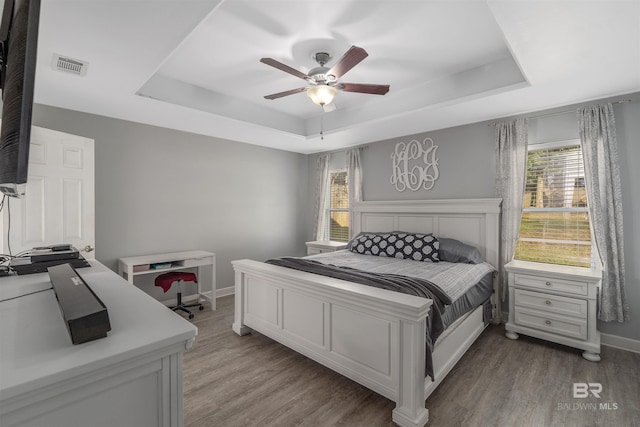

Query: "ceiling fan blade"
(327, 46), (368, 79)
(264, 87), (307, 100)
(339, 83), (390, 95)
(260, 57), (309, 80)
(322, 101), (336, 112)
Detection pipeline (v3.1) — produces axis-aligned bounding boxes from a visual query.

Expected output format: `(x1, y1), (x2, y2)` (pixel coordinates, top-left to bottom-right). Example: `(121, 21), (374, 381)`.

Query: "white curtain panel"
(314, 154), (330, 241)
(578, 103), (629, 322)
(347, 148), (363, 239)
(495, 118), (528, 300)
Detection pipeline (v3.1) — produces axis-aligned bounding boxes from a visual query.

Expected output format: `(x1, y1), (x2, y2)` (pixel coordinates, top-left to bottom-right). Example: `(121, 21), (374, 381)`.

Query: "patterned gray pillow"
(349, 231), (439, 262)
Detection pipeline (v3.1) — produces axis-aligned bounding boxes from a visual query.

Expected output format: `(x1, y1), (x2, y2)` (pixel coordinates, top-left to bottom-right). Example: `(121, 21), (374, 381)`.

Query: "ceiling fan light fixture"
(261, 45), (389, 108)
(307, 84), (337, 106)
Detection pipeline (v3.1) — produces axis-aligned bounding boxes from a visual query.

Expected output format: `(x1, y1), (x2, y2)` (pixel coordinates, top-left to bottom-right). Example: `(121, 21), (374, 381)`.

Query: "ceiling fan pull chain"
(320, 115), (324, 140)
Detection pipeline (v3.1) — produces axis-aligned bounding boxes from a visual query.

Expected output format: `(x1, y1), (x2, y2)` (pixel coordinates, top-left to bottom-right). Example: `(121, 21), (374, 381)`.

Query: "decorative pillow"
(438, 237), (483, 264)
(346, 231), (395, 250)
(347, 231), (433, 250)
(348, 231), (439, 262)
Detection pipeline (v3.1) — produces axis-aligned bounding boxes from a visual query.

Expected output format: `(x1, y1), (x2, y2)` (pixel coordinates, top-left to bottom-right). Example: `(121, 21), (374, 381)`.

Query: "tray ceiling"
(33, 0), (640, 153)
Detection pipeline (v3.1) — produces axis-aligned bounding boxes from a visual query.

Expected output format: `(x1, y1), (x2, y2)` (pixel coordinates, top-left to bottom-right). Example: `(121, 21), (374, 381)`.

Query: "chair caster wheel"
(199, 305), (204, 311)
(189, 313), (194, 319)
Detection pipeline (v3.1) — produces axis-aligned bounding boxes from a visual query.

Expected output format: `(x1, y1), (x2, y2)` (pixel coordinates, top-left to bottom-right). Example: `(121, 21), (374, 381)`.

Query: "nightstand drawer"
(514, 307), (587, 340)
(514, 273), (588, 296)
(514, 289), (587, 318)
(307, 247), (323, 255)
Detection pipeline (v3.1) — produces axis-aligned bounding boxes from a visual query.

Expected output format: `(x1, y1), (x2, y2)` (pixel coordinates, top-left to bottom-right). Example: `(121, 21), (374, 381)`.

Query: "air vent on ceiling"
(52, 54), (89, 76)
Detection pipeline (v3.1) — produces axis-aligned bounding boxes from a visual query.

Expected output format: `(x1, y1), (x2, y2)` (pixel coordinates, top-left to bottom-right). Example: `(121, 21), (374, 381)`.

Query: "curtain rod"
(488, 98), (632, 126)
(320, 144), (369, 156)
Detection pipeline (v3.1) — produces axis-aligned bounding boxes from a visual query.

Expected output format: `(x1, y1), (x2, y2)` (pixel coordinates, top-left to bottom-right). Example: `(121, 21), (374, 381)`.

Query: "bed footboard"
(232, 259), (432, 427)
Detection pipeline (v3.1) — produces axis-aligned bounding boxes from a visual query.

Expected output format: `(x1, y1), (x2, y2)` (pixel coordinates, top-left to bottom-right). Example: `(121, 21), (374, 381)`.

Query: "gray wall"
(363, 123), (497, 201)
(601, 97), (640, 341)
(24, 92), (640, 342)
(32, 104), (309, 294)
(308, 92), (640, 342)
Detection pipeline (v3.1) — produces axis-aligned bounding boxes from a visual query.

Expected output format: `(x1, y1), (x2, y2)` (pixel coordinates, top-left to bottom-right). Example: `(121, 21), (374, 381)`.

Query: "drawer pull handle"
(545, 281), (552, 286)
(545, 300), (551, 305)
(545, 320), (552, 325)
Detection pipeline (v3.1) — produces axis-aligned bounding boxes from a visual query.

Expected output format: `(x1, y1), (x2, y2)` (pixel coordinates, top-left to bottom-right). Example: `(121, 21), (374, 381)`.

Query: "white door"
(1, 125), (95, 259)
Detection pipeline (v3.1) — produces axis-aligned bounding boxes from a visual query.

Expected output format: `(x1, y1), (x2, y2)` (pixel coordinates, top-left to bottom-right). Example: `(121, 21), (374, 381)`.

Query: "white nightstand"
(305, 240), (348, 255)
(504, 260), (602, 362)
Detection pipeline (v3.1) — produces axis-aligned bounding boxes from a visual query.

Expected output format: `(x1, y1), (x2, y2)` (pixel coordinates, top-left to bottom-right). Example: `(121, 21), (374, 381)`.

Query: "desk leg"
(197, 260), (216, 311)
(209, 259), (216, 311)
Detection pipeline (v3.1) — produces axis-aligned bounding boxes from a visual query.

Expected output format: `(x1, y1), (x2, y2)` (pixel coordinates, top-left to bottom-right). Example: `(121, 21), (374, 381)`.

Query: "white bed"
(232, 198), (501, 427)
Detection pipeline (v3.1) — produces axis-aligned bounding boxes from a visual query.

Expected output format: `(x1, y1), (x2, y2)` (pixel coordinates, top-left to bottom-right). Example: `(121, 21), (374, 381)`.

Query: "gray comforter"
(305, 250), (495, 303)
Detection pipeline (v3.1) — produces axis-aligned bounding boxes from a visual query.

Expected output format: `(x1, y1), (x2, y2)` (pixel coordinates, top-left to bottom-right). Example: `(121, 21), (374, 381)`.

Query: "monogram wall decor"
(390, 137), (440, 191)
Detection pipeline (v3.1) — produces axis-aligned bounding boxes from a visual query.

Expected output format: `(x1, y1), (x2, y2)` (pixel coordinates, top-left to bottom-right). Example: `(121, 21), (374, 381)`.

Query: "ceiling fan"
(260, 45), (390, 112)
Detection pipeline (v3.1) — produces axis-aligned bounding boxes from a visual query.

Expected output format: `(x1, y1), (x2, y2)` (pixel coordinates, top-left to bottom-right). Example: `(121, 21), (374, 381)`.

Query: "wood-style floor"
(183, 296), (640, 427)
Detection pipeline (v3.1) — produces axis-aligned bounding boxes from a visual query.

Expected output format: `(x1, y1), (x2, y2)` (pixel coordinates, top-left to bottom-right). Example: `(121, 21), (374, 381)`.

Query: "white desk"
(0, 261), (197, 427)
(118, 250), (216, 311)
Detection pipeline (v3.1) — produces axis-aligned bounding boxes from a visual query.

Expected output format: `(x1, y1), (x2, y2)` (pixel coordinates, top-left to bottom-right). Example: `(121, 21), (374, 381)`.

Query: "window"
(514, 140), (592, 267)
(326, 171), (349, 242)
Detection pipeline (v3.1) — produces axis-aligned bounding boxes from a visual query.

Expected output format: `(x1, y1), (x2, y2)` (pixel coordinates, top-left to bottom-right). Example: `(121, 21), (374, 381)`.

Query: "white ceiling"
(34, 0), (640, 154)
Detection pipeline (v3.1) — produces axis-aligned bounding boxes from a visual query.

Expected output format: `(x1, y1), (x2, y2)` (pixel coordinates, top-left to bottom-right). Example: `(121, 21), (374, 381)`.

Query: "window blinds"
(514, 143), (592, 267)
(328, 171), (349, 242)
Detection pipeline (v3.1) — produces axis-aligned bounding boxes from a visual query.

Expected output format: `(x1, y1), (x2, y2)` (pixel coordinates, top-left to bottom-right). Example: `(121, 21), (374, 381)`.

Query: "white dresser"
(0, 261), (197, 427)
(305, 240), (348, 255)
(504, 260), (601, 361)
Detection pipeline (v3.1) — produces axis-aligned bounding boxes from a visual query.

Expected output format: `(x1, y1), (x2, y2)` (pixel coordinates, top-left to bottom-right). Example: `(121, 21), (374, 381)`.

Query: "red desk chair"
(154, 271), (203, 319)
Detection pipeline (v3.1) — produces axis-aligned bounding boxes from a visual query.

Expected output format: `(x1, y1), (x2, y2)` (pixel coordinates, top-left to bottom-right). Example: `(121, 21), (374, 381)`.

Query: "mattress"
(305, 249), (494, 339)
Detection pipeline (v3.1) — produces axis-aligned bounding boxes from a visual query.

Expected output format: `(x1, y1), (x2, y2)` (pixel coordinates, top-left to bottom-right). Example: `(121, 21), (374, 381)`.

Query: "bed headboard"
(352, 198), (502, 319)
(352, 199), (501, 267)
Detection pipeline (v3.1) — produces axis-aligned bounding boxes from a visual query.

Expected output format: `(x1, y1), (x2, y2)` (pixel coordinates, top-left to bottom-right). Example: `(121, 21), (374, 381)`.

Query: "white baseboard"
(600, 333), (640, 354)
(169, 291), (637, 354)
(215, 286), (235, 298)
(159, 286), (234, 307)
(210, 290), (639, 354)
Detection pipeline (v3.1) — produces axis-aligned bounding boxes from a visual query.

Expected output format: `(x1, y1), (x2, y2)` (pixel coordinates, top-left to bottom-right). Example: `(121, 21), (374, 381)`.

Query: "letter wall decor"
(390, 137), (440, 191)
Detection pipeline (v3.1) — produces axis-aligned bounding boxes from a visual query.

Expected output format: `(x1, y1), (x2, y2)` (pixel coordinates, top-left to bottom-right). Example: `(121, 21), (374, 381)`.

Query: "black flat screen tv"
(0, 0), (41, 198)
